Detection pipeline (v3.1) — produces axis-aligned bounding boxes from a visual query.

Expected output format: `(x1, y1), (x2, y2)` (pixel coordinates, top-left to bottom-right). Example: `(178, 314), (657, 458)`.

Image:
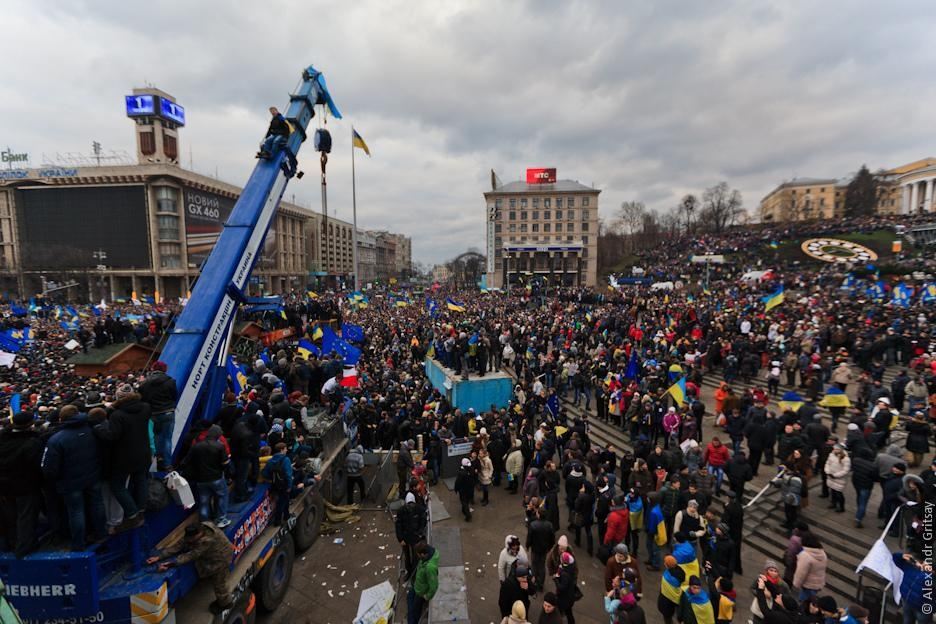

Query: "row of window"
(501, 209), (590, 222)
(495, 196), (590, 209)
(498, 221), (589, 233)
(495, 235), (590, 247)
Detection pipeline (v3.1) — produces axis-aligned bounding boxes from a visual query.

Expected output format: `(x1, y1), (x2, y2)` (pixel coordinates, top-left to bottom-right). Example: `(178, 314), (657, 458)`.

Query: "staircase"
(504, 365), (912, 621)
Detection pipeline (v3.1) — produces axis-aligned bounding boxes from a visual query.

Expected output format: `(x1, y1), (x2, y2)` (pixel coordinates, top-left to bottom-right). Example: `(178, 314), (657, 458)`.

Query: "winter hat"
(511, 601), (526, 620)
(847, 423), (860, 431)
(543, 592), (558, 606)
(557, 535), (569, 549)
(663, 555), (677, 568)
(405, 492), (416, 504)
(763, 559), (780, 573)
(817, 596), (838, 613)
(688, 575), (702, 587)
(151, 361), (168, 372)
(84, 391), (103, 408)
(560, 552), (574, 565)
(613, 543), (629, 557)
(687, 499), (699, 509)
(461, 458), (472, 467)
(116, 384), (134, 401)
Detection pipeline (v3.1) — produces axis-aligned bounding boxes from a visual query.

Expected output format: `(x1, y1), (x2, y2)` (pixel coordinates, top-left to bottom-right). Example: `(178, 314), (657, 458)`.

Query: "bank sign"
(1, 148), (28, 165)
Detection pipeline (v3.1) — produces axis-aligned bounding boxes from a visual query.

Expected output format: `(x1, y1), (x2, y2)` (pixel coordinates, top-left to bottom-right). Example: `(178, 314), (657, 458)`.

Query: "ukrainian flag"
(297, 339), (320, 360)
(352, 128), (370, 156)
(661, 569), (683, 605)
(307, 291), (319, 299)
(666, 376), (687, 407)
(311, 325), (324, 341)
(819, 387), (851, 408)
(778, 390), (805, 413)
(226, 356), (248, 395)
(446, 297), (466, 312)
(673, 541), (700, 587)
(647, 503), (667, 546)
(763, 285), (784, 312)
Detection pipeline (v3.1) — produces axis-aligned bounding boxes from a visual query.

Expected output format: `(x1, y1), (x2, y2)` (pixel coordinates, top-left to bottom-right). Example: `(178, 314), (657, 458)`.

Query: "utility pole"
(92, 141), (102, 166)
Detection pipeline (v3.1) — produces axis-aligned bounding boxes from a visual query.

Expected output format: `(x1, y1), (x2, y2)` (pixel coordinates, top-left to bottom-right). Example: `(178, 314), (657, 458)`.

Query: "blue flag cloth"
(9, 393), (22, 416)
(546, 394), (559, 419)
(425, 298), (439, 319)
(226, 356), (248, 395)
(322, 326), (361, 365)
(10, 304), (27, 316)
(341, 323), (365, 344)
(297, 339), (321, 360)
(624, 350), (640, 380)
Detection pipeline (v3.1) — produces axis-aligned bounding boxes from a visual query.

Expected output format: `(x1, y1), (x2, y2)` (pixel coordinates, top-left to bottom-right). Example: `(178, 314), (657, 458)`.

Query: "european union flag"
(341, 323), (365, 344)
(321, 326), (361, 365)
(426, 298), (439, 319)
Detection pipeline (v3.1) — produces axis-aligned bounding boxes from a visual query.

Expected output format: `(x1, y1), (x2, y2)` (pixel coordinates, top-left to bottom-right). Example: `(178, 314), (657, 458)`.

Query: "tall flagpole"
(351, 127), (360, 291)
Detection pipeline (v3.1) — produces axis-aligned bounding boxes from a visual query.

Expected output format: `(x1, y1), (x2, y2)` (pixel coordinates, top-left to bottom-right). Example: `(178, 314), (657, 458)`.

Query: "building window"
(820, 187), (825, 192)
(555, 209), (562, 220)
(581, 222), (589, 232)
(520, 198), (527, 208)
(495, 199), (502, 208)
(581, 209), (589, 221)
(582, 247), (588, 257)
(544, 198), (551, 208)
(140, 131), (156, 155)
(567, 210), (575, 220)
(159, 243), (182, 268)
(520, 224), (528, 232)
(509, 198), (516, 208)
(154, 186), (178, 213)
(583, 236), (589, 245)
(555, 198), (563, 208)
(544, 223), (550, 232)
(543, 210), (550, 220)
(583, 197), (590, 206)
(520, 211), (527, 220)
(532, 224), (539, 232)
(509, 211), (516, 221)
(157, 214), (180, 241)
(556, 222), (562, 232)
(495, 223), (502, 233)
(532, 198), (539, 207)
(509, 224), (516, 233)
(532, 211), (539, 220)
(567, 197), (574, 207)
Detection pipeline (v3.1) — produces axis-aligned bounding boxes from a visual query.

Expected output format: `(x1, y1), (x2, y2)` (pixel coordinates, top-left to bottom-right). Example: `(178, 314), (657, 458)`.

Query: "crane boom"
(160, 65), (341, 462)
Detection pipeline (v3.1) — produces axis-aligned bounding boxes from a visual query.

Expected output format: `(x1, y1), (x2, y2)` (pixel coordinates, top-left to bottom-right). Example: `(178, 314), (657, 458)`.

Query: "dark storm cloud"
(3, 1), (936, 264)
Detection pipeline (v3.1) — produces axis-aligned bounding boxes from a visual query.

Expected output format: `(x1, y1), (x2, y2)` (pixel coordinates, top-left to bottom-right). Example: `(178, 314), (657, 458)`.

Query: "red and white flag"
(339, 364), (359, 388)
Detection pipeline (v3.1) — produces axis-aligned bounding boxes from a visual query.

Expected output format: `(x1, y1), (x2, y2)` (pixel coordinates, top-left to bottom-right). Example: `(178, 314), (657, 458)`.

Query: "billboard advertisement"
(183, 186), (236, 269)
(526, 168), (556, 184)
(16, 186), (150, 269)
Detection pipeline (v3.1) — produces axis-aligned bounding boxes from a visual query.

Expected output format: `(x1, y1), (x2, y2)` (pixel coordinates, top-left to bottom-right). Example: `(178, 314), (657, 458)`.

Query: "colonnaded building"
(0, 87), (410, 300)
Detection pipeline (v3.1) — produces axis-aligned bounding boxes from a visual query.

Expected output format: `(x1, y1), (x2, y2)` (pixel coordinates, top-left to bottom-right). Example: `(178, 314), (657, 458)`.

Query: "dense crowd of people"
(0, 214), (933, 622)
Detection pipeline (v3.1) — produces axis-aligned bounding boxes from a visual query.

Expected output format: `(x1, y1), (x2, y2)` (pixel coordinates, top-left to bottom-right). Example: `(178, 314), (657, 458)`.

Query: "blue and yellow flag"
(311, 325), (324, 341)
(687, 589), (716, 624)
(647, 504), (667, 546)
(307, 291), (319, 299)
(762, 285), (784, 312)
(666, 376), (687, 407)
(426, 298), (439, 318)
(226, 356), (248, 395)
(673, 541), (700, 587)
(661, 569), (683, 605)
(352, 128), (370, 156)
(445, 297), (466, 312)
(922, 282), (936, 303)
(297, 339), (320, 360)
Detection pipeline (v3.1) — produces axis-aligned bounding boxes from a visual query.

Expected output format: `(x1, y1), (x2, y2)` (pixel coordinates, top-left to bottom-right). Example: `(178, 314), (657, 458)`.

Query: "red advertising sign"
(526, 168), (556, 184)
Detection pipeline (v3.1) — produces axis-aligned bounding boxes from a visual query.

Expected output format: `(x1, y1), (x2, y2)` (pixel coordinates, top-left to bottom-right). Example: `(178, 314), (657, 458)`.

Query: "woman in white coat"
(824, 444), (851, 513)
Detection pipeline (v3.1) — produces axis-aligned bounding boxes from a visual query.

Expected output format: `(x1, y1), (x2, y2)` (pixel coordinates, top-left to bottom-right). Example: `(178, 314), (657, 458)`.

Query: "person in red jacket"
(603, 495), (630, 546)
(704, 437), (731, 496)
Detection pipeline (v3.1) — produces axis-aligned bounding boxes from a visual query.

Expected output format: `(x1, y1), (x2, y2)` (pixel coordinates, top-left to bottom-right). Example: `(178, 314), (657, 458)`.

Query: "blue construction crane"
(0, 65), (344, 624)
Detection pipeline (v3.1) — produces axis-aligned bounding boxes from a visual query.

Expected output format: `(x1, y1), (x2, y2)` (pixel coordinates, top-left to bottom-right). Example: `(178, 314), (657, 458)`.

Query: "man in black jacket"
(526, 508), (555, 592)
(95, 384), (152, 530)
(395, 492), (426, 579)
(0, 412), (44, 557)
(454, 458), (475, 521)
(257, 107), (291, 158)
(183, 425), (231, 528)
(140, 361), (178, 471)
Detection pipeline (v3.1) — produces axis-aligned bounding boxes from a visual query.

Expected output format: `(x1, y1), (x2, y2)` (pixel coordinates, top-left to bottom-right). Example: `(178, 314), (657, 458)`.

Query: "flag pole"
(351, 127), (360, 291)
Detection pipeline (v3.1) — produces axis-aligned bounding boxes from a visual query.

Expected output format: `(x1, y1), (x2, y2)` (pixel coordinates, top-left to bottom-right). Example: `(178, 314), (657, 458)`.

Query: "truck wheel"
(254, 534), (295, 612)
(329, 461), (348, 504)
(293, 493), (324, 551)
(222, 591), (256, 624)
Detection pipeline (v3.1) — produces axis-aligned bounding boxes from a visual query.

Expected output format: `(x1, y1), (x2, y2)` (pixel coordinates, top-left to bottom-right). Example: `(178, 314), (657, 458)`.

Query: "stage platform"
(424, 358), (514, 414)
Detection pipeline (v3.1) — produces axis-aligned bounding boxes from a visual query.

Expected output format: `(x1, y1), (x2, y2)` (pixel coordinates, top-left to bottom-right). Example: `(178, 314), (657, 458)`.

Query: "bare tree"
(700, 182), (743, 233)
(617, 201), (646, 252)
(677, 194), (699, 232)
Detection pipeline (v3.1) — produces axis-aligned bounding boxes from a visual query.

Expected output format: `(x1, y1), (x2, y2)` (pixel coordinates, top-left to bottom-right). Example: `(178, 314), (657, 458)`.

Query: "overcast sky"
(4, 1), (936, 265)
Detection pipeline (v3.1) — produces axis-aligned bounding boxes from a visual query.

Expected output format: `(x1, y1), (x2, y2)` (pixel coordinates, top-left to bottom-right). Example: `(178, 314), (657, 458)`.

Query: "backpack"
(268, 459), (289, 492)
